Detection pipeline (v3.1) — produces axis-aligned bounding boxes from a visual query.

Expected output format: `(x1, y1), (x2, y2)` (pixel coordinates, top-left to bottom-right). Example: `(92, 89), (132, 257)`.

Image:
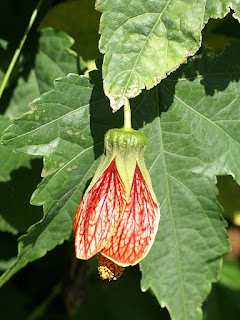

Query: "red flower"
(73, 129), (160, 279)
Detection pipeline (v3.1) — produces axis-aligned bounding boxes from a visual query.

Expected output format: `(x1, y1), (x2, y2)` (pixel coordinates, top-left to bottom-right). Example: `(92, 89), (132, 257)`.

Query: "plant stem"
(123, 98), (132, 130)
(0, 0), (45, 99)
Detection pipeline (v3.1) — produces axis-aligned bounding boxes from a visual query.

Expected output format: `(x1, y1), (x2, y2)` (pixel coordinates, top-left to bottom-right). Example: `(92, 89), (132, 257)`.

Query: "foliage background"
(0, 0), (240, 319)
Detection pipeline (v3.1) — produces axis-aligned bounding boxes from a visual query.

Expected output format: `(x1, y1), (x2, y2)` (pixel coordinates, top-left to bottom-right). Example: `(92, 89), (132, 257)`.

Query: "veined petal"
(74, 159), (126, 260)
(101, 163), (160, 267)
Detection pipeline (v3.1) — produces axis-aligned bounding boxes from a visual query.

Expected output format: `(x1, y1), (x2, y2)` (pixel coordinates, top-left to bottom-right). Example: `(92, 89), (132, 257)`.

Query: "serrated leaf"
(205, 0), (240, 21)
(137, 41), (240, 319)
(0, 28), (82, 234)
(0, 72), (122, 287)
(97, 0), (240, 110)
(2, 40), (240, 318)
(2, 28), (86, 120)
(0, 115), (30, 183)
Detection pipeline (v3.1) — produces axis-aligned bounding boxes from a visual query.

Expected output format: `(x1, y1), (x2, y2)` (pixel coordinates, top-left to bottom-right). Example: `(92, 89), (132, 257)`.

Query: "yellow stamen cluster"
(97, 254), (124, 280)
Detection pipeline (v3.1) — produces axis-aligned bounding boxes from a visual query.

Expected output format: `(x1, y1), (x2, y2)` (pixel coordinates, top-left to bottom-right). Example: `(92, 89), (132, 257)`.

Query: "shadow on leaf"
(0, 158), (43, 233)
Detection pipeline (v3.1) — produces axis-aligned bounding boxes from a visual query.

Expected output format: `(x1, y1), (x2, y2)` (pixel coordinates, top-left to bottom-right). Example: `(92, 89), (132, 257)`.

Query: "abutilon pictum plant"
(73, 99), (160, 280)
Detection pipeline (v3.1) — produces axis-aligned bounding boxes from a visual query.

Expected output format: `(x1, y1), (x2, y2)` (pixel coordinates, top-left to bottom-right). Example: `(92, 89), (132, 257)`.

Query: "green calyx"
(104, 128), (147, 196)
(84, 128), (158, 203)
(104, 128), (147, 155)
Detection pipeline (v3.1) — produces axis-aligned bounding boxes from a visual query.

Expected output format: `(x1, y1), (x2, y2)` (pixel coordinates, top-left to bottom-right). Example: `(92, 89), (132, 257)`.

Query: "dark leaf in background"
(0, 116), (40, 234)
(97, 0), (240, 110)
(0, 116), (30, 183)
(203, 283), (240, 320)
(1, 28), (86, 119)
(39, 0), (101, 60)
(0, 158), (43, 234)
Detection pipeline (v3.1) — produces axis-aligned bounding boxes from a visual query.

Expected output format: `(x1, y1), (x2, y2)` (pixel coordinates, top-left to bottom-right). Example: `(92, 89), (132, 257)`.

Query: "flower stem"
(123, 98), (132, 130)
(0, 0), (45, 100)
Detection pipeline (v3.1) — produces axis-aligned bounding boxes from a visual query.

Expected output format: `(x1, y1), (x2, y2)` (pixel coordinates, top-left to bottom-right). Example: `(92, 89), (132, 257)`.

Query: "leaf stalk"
(123, 98), (132, 130)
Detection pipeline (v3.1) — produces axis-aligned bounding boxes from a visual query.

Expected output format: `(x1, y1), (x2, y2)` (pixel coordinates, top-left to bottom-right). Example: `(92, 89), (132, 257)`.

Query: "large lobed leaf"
(97, 0), (240, 110)
(0, 72), (122, 286)
(138, 41), (240, 319)
(3, 40), (240, 318)
(0, 28), (84, 234)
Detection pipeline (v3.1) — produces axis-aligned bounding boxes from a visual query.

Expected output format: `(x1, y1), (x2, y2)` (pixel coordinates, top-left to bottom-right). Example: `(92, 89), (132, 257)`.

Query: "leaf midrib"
(162, 83), (240, 148)
(5, 97), (106, 143)
(35, 142), (102, 199)
(39, 48), (68, 76)
(116, 0), (172, 98)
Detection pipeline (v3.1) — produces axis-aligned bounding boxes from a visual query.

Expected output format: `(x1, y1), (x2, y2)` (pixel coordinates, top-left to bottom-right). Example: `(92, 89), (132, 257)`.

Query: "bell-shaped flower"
(73, 128), (160, 279)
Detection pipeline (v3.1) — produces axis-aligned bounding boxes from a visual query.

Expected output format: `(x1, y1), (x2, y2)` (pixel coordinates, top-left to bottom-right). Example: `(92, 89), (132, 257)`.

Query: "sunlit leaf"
(0, 71), (121, 286)
(138, 41), (240, 319)
(97, 0), (240, 110)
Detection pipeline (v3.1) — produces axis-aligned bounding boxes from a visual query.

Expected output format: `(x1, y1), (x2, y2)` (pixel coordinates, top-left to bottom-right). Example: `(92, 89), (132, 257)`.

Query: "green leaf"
(0, 124), (41, 236)
(138, 41), (240, 319)
(0, 257), (16, 272)
(0, 217), (17, 235)
(0, 28), (82, 234)
(205, 1), (240, 20)
(0, 115), (30, 182)
(2, 39), (240, 318)
(0, 71), (122, 287)
(219, 258), (240, 290)
(97, 0), (240, 110)
(0, 96), (42, 236)
(217, 175), (240, 225)
(2, 27), (86, 120)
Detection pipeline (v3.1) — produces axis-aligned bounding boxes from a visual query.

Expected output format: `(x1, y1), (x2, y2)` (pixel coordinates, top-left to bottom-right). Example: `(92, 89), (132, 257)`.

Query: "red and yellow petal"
(73, 159), (126, 260)
(101, 163), (160, 266)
